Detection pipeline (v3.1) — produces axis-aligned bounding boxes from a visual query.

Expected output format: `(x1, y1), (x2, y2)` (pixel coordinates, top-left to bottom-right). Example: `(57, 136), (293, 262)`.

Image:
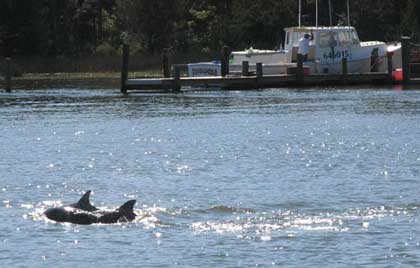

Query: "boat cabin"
(284, 26), (362, 63)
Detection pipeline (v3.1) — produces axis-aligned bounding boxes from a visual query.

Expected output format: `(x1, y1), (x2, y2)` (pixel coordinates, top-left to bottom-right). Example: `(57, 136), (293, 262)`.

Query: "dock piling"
(401, 36), (411, 85)
(162, 49), (170, 78)
(242, 61), (249, 76)
(296, 54), (304, 84)
(5, 58), (11, 93)
(121, 44), (129, 93)
(256, 63), (263, 79)
(370, 48), (379, 72)
(342, 57), (348, 76)
(256, 63), (263, 87)
(221, 46), (230, 77)
(387, 52), (393, 82)
(172, 65), (181, 92)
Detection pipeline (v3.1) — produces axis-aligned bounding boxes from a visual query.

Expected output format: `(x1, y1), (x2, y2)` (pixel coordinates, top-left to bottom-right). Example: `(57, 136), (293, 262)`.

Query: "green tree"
(228, 0), (297, 49)
(116, 0), (178, 53)
(400, 0), (420, 40)
(351, 0), (400, 41)
(0, 0), (49, 56)
(2, 0), (420, 58)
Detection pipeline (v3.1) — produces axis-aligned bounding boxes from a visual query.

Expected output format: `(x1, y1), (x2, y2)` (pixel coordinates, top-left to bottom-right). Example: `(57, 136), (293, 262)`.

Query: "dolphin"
(69, 190), (99, 212)
(44, 191), (136, 225)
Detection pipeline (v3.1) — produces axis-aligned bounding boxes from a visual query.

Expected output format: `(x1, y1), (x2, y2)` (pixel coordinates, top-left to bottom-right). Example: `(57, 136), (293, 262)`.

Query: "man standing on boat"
(298, 30), (314, 62)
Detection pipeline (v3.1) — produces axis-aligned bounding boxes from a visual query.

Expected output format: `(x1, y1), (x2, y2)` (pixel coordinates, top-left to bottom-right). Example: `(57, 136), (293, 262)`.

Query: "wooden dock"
(124, 72), (390, 92)
(119, 36), (420, 93)
(1, 37), (419, 93)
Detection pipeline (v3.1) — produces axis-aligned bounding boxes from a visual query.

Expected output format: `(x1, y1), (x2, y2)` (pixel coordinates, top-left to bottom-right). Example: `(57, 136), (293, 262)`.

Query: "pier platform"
(124, 72), (391, 92)
(116, 37), (420, 93)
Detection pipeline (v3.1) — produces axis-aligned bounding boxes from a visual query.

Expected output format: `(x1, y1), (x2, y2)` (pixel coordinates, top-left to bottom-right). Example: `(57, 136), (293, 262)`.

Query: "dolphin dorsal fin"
(74, 190), (99, 212)
(119, 200), (136, 220)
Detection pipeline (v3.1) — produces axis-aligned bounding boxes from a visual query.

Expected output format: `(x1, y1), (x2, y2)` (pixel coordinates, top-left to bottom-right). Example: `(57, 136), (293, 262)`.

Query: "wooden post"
(256, 63), (263, 78)
(121, 44), (129, 93)
(242, 61), (249, 76)
(387, 51), (393, 82)
(255, 62), (263, 79)
(342, 57), (348, 76)
(256, 62), (263, 87)
(401, 36), (411, 85)
(370, 48), (379, 72)
(296, 54), (304, 83)
(162, 49), (170, 78)
(172, 65), (181, 92)
(221, 46), (230, 77)
(5, 58), (11, 93)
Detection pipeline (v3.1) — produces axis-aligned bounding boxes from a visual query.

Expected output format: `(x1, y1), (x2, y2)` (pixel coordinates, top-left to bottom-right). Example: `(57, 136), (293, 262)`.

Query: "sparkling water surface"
(1, 87), (420, 267)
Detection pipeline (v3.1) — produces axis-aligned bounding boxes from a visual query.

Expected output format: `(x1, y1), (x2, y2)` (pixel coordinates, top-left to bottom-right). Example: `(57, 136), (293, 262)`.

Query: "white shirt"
(298, 37), (311, 55)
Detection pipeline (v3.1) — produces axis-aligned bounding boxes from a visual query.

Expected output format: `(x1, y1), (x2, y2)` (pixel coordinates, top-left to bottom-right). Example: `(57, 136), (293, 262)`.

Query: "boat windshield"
(285, 28), (360, 49)
(286, 31), (315, 47)
(319, 30), (359, 48)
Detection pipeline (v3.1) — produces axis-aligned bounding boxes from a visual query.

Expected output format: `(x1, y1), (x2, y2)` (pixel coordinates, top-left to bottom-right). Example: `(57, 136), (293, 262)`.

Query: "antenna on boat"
(347, 0), (351, 26)
(328, 0), (332, 26)
(298, 0), (319, 27)
(298, 0), (301, 27)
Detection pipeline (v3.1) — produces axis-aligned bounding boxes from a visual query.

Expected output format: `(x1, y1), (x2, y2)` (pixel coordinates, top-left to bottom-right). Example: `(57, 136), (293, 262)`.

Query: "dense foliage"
(1, 0), (419, 57)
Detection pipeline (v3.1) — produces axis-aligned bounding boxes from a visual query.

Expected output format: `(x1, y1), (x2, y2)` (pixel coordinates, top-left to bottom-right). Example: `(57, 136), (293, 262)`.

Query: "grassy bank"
(0, 71), (163, 90)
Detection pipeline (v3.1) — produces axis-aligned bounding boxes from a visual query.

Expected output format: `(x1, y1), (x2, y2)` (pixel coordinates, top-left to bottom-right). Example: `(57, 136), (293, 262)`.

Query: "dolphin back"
(44, 207), (98, 225)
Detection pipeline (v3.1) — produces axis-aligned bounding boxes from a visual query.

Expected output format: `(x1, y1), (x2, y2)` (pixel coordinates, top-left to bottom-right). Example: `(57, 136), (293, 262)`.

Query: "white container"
(188, 62), (221, 77)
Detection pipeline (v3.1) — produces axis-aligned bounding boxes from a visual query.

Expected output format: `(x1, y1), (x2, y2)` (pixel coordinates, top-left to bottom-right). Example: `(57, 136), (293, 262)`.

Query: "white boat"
(188, 26), (402, 77)
(188, 0), (402, 77)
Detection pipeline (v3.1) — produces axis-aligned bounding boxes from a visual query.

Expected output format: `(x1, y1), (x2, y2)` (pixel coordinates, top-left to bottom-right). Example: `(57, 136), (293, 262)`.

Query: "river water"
(1, 87), (420, 267)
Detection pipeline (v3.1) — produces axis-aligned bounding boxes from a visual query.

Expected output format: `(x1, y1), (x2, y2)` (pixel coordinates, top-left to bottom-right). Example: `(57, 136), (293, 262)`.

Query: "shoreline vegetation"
(0, 72), (147, 90)
(0, 50), (217, 90)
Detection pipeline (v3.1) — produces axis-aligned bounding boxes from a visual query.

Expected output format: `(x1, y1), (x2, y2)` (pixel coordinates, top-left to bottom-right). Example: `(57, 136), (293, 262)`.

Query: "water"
(1, 87), (420, 267)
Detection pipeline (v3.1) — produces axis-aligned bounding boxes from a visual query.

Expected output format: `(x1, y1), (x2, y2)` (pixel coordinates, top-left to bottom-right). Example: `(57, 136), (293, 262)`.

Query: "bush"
(0, 61), (23, 77)
(95, 42), (118, 56)
(129, 41), (146, 56)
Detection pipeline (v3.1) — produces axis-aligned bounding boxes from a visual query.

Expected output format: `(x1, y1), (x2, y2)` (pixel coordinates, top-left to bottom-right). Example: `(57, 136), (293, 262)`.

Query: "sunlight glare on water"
(1, 88), (420, 267)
